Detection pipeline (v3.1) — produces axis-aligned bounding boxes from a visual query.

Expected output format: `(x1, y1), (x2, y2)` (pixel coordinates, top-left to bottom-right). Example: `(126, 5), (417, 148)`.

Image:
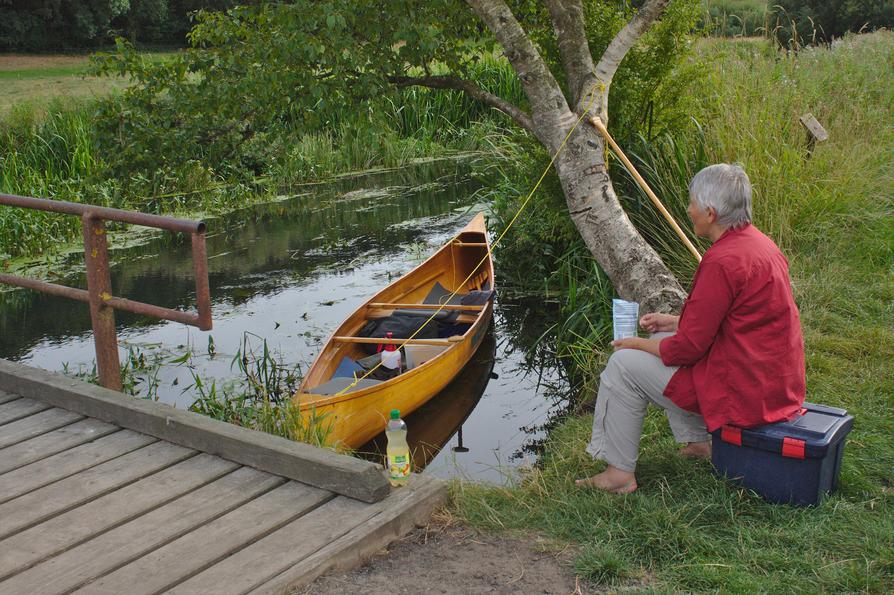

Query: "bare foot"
(679, 441), (712, 460)
(575, 466), (637, 494)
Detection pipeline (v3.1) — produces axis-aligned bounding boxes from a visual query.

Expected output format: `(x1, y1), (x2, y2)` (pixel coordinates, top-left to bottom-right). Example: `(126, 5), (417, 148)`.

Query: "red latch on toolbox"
(782, 436), (806, 459)
(721, 426), (742, 446)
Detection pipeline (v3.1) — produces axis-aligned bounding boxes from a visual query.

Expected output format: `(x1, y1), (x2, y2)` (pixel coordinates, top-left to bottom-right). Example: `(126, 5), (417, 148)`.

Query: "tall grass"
(701, 0), (769, 37)
(455, 31), (894, 591)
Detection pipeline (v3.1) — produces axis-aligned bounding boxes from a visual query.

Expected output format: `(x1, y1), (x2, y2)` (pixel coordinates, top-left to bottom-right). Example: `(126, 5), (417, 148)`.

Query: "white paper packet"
(612, 299), (639, 341)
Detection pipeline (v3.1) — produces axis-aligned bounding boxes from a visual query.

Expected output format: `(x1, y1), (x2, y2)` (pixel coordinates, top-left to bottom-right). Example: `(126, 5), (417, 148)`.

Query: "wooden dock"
(0, 359), (446, 594)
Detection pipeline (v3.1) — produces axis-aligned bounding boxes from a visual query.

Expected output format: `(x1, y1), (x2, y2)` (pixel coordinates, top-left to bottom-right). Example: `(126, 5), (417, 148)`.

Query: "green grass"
(701, 0), (769, 37)
(454, 31), (894, 591)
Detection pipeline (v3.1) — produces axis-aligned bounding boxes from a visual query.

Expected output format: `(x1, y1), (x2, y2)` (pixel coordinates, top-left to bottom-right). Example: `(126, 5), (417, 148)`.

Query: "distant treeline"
(0, 0), (248, 51)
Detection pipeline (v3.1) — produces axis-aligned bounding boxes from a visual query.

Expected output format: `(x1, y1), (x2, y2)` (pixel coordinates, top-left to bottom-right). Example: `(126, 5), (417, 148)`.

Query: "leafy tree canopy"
(91, 0), (700, 177)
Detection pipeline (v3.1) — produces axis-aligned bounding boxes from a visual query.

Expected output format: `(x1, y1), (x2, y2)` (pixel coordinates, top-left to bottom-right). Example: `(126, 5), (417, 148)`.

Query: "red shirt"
(659, 224), (805, 432)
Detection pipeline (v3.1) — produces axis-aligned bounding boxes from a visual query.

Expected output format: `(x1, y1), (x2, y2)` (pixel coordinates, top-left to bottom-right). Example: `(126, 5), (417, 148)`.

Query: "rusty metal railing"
(0, 193), (212, 391)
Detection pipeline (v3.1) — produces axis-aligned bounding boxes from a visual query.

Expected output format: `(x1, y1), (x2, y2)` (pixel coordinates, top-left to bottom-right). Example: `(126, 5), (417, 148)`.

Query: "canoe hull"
(302, 300), (492, 449)
(294, 213), (494, 450)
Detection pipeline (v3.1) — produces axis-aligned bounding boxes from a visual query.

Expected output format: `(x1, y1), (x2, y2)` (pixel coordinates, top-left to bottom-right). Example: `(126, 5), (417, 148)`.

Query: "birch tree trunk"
(402, 0), (687, 312)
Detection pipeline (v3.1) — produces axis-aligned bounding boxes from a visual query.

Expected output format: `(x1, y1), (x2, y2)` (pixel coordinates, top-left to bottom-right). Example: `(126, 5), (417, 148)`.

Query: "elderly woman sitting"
(577, 163), (806, 494)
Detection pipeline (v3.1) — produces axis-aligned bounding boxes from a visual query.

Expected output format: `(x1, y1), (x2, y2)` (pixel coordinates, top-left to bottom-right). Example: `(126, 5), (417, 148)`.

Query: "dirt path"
(302, 514), (589, 594)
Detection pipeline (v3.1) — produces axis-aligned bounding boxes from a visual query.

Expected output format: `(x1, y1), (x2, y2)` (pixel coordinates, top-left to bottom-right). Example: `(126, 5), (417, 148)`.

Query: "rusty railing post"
(191, 231), (213, 331)
(82, 213), (122, 390)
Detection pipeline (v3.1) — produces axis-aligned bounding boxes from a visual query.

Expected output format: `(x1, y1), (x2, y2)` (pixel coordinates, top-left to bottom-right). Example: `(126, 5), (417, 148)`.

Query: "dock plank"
(0, 408), (84, 449)
(0, 397), (51, 426)
(253, 476), (447, 594)
(166, 479), (446, 595)
(0, 359), (389, 503)
(0, 390), (18, 404)
(75, 482), (333, 595)
(0, 429), (157, 505)
(0, 467), (284, 595)
(0, 418), (119, 475)
(0, 453), (238, 582)
(0, 439), (190, 539)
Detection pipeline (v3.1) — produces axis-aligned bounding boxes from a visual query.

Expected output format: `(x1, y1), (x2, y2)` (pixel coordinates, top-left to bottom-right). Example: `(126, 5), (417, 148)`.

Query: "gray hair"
(688, 163), (753, 228)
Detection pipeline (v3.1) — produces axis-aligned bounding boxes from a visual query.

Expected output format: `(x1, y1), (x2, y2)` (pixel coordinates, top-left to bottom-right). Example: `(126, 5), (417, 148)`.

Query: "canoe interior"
(297, 226), (492, 400)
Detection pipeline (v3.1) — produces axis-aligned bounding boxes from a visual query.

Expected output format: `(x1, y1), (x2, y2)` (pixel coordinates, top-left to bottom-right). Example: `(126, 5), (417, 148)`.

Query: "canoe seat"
(404, 344), (448, 370)
(393, 282), (463, 320)
(307, 377), (382, 395)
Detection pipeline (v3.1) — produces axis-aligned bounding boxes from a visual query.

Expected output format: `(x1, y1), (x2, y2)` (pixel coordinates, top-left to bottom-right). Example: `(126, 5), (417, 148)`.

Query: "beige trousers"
(586, 333), (710, 472)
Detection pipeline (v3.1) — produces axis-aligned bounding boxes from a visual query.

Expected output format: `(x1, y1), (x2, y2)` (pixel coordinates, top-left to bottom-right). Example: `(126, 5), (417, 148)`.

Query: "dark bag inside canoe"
(357, 312), (439, 354)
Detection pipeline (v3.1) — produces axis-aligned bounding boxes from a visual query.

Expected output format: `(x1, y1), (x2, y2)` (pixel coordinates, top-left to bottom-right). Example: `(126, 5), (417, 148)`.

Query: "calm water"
(0, 160), (577, 483)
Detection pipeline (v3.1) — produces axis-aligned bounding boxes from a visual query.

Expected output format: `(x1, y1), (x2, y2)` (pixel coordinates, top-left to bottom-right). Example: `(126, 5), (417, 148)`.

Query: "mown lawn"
(0, 53), (173, 113)
(453, 32), (894, 592)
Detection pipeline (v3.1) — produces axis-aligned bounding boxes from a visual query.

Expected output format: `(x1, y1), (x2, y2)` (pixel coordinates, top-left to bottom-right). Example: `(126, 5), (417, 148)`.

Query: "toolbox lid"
(714, 402), (854, 459)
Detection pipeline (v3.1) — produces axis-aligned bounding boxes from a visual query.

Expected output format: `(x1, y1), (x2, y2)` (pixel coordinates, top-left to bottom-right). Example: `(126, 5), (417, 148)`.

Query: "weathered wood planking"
(0, 397), (51, 425)
(0, 418), (120, 475)
(0, 358), (389, 503)
(0, 363), (447, 594)
(0, 467), (284, 594)
(0, 390), (19, 404)
(0, 440), (192, 539)
(0, 407), (84, 449)
(253, 476), (446, 593)
(171, 476), (446, 594)
(74, 482), (333, 594)
(251, 476), (447, 594)
(0, 429), (157, 505)
(0, 454), (238, 581)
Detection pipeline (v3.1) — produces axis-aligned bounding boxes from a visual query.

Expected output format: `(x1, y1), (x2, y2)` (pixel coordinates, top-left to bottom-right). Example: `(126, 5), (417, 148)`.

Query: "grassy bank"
(455, 31), (894, 591)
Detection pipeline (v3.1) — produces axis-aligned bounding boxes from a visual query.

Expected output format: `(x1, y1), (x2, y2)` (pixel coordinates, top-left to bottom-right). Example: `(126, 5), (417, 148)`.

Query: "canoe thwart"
(366, 303), (484, 311)
(333, 336), (462, 346)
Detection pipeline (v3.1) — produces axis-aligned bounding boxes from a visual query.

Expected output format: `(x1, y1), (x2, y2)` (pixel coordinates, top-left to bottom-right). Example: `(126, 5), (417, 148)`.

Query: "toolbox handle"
(720, 426), (742, 446)
(782, 436), (806, 459)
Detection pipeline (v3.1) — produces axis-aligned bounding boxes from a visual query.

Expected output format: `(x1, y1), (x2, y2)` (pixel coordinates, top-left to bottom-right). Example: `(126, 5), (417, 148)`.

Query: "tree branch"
(544, 0), (595, 107)
(465, 0), (570, 147)
(388, 74), (535, 134)
(595, 0), (671, 88)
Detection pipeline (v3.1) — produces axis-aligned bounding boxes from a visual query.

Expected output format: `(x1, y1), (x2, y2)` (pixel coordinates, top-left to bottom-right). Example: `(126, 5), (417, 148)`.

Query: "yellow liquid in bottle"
(386, 417), (411, 486)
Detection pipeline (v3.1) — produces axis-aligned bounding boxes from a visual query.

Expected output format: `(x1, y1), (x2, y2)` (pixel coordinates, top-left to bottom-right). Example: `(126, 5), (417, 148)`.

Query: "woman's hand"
(639, 312), (679, 333)
(612, 337), (663, 357)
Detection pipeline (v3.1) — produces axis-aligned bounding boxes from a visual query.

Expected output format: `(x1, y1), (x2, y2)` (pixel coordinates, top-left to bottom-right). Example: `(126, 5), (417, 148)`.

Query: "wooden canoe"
(293, 212), (495, 449)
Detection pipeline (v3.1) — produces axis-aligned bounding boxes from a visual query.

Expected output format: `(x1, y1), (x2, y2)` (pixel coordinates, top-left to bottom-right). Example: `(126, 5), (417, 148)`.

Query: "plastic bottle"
(380, 332), (401, 375)
(385, 409), (411, 486)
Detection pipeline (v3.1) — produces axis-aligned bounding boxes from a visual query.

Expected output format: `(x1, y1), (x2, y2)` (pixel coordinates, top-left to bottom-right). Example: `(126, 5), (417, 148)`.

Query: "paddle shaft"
(588, 116), (702, 262)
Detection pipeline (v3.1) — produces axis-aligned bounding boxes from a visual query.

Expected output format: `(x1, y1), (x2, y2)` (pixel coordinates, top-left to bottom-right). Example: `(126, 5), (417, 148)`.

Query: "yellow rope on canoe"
(324, 90), (602, 399)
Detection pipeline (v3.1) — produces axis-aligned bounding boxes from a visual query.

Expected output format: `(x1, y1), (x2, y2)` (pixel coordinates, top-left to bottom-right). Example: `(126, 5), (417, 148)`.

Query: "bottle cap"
(390, 409), (400, 420)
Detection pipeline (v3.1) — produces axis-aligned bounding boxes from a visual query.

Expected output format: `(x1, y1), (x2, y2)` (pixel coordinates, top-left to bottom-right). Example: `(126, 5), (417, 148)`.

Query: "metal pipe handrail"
(0, 193), (205, 234)
(0, 193), (212, 390)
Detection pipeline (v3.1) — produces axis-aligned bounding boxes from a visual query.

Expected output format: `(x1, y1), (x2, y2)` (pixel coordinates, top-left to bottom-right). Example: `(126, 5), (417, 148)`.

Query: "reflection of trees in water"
(0, 161), (479, 360)
(493, 290), (583, 461)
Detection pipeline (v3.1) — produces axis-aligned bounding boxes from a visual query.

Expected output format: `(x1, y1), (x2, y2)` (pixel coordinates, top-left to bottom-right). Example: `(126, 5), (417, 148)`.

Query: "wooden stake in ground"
(588, 116), (702, 263)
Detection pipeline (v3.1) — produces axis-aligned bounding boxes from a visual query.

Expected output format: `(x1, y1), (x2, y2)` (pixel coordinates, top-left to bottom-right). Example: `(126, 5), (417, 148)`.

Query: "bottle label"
(388, 453), (411, 480)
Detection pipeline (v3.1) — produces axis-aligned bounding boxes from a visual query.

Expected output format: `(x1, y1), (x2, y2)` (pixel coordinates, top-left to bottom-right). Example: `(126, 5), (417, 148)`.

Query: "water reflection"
(0, 159), (579, 483)
(357, 326), (497, 471)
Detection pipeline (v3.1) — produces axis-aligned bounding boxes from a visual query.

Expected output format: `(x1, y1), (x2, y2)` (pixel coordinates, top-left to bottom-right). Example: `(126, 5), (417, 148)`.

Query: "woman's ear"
(706, 206), (718, 223)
